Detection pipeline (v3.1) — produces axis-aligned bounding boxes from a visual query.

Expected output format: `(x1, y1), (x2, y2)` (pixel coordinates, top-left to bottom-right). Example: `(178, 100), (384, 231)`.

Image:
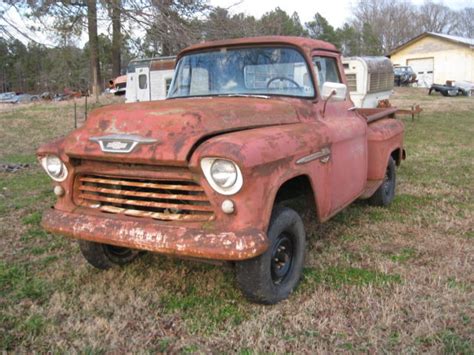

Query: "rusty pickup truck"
(37, 37), (405, 304)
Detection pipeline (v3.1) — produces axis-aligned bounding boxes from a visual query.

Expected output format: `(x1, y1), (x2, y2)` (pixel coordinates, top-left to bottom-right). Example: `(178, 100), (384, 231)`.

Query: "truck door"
(312, 53), (368, 213)
(136, 66), (151, 102)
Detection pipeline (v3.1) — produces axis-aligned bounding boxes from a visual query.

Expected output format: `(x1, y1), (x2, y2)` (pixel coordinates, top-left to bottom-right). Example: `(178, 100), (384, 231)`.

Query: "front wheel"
(78, 240), (140, 270)
(369, 156), (396, 207)
(235, 207), (306, 304)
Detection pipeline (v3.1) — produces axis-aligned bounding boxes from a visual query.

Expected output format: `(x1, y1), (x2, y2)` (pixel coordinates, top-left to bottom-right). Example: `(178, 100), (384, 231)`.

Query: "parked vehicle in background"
(125, 56), (175, 103)
(0, 92), (40, 104)
(0, 92), (18, 103)
(394, 66), (417, 86)
(454, 81), (474, 96)
(342, 56), (394, 108)
(38, 36), (406, 304)
(16, 94), (40, 103)
(40, 92), (54, 100)
(111, 75), (127, 96)
(429, 83), (465, 97)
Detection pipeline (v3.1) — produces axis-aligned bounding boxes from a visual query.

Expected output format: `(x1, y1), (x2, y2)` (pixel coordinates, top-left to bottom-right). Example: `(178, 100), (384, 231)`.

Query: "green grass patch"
(0, 262), (51, 302)
(303, 266), (401, 289)
(446, 277), (471, 292)
(20, 314), (47, 337)
(160, 270), (246, 334)
(18, 210), (68, 256)
(1, 153), (38, 164)
(0, 169), (52, 215)
(438, 330), (473, 354)
(390, 248), (417, 263)
(82, 346), (107, 355)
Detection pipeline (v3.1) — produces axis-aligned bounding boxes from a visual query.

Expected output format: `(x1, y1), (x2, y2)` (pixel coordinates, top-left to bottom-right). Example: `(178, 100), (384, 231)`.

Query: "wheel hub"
(271, 234), (294, 284)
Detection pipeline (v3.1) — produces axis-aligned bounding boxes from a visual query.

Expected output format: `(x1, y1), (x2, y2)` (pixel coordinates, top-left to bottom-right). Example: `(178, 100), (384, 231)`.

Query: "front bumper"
(42, 209), (268, 261)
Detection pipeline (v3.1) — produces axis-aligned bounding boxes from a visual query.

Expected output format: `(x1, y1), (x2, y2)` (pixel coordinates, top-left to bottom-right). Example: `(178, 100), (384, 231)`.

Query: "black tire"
(235, 207), (306, 304)
(369, 156), (396, 207)
(78, 240), (140, 270)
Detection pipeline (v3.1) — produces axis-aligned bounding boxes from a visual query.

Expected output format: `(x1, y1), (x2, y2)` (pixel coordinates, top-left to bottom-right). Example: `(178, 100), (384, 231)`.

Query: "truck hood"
(63, 97), (301, 164)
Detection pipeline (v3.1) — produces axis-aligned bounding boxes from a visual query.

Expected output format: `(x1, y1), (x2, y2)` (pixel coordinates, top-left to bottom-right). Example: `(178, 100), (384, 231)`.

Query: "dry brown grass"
(1, 89), (473, 352)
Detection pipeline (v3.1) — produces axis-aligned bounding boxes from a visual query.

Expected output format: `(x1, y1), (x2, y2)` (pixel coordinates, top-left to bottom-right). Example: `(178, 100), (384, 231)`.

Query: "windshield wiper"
(217, 94), (270, 99)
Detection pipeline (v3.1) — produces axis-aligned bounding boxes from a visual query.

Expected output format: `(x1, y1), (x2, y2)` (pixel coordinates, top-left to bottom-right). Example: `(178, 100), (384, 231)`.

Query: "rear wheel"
(235, 207), (306, 304)
(78, 240), (140, 270)
(369, 156), (396, 207)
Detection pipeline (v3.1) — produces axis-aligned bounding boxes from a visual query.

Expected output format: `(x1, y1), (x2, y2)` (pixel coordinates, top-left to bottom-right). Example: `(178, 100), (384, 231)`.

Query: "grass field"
(1, 89), (473, 352)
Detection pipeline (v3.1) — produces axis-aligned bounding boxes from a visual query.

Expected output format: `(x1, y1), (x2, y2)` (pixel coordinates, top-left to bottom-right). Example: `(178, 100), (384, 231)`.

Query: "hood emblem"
(89, 134), (158, 153)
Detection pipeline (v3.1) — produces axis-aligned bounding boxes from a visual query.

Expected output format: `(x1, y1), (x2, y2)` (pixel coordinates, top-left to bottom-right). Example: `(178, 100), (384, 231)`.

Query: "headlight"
(201, 158), (243, 195)
(40, 155), (68, 182)
(211, 159), (237, 188)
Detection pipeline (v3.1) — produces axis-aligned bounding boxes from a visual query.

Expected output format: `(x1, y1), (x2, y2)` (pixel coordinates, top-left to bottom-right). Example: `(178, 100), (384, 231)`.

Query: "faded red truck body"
(38, 37), (404, 303)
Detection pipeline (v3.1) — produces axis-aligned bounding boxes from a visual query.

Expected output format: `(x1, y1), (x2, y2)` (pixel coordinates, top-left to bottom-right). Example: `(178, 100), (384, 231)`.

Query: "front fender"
(189, 123), (330, 232)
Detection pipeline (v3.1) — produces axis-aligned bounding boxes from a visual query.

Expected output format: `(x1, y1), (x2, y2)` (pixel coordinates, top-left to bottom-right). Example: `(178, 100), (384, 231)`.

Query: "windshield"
(168, 47), (315, 98)
(394, 67), (413, 75)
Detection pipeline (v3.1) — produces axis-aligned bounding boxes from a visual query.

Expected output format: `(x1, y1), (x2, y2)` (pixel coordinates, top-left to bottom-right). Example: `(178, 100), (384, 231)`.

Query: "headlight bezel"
(40, 155), (68, 182)
(201, 157), (243, 195)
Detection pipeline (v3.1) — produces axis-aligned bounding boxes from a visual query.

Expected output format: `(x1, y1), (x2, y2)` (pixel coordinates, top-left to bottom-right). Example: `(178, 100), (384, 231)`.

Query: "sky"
(0, 0), (471, 47)
(209, 0), (471, 27)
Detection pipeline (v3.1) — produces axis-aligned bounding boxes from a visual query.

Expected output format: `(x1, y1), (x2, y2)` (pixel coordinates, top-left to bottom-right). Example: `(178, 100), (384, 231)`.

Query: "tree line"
(0, 0), (472, 95)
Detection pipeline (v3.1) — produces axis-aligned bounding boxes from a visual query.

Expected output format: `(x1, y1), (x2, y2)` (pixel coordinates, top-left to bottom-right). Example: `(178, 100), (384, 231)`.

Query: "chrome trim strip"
(296, 147), (331, 165)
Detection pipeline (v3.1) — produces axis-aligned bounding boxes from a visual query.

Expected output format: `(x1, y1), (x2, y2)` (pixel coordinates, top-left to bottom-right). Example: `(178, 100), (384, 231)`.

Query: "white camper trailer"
(125, 56), (176, 103)
(342, 57), (394, 108)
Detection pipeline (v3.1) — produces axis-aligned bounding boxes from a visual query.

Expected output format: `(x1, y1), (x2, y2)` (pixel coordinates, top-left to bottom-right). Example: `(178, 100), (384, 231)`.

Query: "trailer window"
(312, 57), (341, 91)
(139, 74), (147, 89)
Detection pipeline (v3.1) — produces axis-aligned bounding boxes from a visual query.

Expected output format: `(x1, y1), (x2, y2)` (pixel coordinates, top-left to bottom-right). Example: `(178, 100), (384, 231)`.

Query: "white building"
(389, 32), (474, 88)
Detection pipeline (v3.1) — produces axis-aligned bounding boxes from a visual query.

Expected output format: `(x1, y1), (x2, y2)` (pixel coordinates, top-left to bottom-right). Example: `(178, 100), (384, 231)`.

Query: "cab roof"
(178, 36), (339, 59)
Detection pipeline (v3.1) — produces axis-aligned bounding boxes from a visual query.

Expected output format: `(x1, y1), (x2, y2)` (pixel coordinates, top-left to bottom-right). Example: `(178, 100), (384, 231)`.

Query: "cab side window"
(312, 56), (341, 91)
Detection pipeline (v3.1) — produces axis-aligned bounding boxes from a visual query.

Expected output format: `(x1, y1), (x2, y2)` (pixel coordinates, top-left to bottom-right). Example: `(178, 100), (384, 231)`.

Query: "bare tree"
(117, 0), (208, 56)
(86, 0), (101, 100)
(417, 1), (457, 34)
(454, 7), (473, 38)
(352, 0), (418, 53)
(109, 0), (122, 77)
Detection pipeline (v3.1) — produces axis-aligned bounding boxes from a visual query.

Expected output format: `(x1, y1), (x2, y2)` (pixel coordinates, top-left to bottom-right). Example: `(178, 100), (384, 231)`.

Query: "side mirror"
(321, 82), (347, 102)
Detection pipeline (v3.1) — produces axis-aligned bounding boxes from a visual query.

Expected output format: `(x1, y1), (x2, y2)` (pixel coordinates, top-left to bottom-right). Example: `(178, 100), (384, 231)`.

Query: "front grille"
(75, 175), (214, 222)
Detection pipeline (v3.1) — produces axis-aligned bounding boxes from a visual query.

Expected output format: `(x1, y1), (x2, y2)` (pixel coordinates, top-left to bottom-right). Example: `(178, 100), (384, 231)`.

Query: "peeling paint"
(42, 209), (268, 261)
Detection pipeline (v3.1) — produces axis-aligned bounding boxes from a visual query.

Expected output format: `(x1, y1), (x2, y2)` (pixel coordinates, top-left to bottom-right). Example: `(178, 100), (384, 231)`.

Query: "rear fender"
(367, 119), (404, 180)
